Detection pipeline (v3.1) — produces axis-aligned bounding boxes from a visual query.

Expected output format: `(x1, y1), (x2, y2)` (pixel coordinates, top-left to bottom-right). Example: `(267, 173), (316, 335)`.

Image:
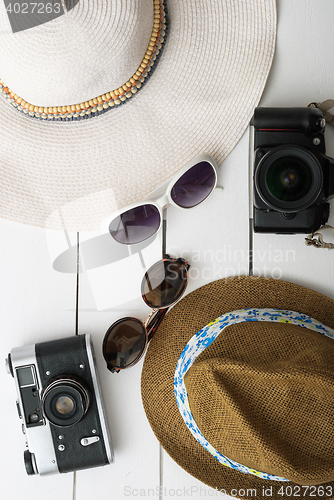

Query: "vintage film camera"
(252, 106), (334, 233)
(5, 334), (114, 476)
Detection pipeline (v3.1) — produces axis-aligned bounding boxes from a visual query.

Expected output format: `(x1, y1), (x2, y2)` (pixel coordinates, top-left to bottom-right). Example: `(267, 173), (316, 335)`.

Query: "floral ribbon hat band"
(174, 308), (334, 483)
(141, 276), (334, 499)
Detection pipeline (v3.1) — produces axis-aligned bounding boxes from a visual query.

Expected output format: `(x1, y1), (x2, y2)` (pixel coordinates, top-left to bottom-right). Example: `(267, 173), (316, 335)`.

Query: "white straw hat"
(0, 0), (276, 231)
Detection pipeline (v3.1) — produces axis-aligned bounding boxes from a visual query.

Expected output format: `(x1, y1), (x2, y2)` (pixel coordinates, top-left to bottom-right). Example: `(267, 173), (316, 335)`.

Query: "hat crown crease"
(184, 325), (334, 486)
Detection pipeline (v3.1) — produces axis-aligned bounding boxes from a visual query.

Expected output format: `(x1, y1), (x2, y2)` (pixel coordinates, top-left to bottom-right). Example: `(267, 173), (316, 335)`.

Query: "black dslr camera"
(253, 106), (334, 233)
(5, 334), (114, 476)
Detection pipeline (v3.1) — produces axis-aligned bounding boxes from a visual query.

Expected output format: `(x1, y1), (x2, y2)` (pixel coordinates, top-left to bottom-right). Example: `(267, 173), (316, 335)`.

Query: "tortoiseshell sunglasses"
(103, 255), (189, 372)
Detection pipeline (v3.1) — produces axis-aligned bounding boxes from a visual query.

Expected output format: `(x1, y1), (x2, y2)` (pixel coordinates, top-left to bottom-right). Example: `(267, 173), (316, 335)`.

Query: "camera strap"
(308, 99), (334, 126)
(305, 100), (334, 249)
(305, 225), (334, 249)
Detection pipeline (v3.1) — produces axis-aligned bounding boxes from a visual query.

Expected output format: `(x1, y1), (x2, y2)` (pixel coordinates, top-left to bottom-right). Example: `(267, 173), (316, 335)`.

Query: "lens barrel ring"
(42, 377), (90, 427)
(254, 145), (323, 212)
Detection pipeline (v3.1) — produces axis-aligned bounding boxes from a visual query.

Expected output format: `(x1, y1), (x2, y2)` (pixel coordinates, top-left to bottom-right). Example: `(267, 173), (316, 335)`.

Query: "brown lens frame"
(103, 255), (190, 373)
(142, 255), (190, 309)
(103, 310), (168, 373)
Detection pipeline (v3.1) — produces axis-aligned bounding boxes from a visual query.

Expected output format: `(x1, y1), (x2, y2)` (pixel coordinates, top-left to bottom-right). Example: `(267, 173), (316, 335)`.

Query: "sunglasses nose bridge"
(144, 309), (159, 329)
(150, 191), (170, 211)
(145, 175), (170, 200)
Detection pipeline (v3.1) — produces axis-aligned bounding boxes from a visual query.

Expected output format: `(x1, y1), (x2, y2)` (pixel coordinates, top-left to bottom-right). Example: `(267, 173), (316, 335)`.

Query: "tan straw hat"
(141, 276), (334, 499)
(0, 0), (276, 231)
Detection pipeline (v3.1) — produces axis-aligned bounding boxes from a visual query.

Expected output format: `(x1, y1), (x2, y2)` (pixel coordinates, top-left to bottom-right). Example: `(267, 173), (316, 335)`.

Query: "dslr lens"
(255, 146), (323, 212)
(266, 156), (312, 202)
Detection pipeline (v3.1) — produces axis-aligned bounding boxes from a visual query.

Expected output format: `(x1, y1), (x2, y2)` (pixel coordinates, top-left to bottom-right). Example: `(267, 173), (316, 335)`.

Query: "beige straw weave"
(0, 0), (276, 230)
(141, 276), (334, 499)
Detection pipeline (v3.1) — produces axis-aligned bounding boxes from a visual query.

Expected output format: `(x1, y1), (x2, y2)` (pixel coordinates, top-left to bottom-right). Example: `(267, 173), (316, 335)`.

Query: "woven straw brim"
(0, 0), (276, 231)
(141, 276), (334, 499)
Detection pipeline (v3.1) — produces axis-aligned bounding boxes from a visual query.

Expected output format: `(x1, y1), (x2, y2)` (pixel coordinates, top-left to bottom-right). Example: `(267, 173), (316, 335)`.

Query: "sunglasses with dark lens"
(101, 153), (218, 245)
(102, 255), (189, 372)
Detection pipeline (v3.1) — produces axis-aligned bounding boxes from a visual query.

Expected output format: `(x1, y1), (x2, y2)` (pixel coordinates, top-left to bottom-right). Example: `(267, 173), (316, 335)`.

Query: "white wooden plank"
(77, 230), (162, 311)
(3, 3), (332, 500)
(162, 451), (235, 499)
(0, 220), (76, 499)
(74, 234), (162, 498)
(161, 1), (334, 497)
(162, 131), (250, 499)
(166, 129), (251, 291)
(260, 0), (334, 108)
(253, 0), (334, 300)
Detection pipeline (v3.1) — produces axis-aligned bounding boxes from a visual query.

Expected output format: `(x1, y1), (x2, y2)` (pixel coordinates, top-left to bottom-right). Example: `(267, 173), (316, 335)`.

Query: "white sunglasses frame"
(101, 153), (219, 242)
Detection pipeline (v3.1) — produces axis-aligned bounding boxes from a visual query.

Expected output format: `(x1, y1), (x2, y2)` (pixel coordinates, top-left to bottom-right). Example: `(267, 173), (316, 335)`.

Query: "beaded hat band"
(0, 0), (277, 231)
(0, 0), (167, 121)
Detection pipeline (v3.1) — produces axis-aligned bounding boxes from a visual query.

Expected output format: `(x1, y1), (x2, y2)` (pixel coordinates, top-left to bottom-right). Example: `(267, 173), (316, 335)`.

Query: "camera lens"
(42, 378), (90, 427)
(255, 146), (323, 212)
(266, 156), (312, 202)
(54, 395), (75, 416)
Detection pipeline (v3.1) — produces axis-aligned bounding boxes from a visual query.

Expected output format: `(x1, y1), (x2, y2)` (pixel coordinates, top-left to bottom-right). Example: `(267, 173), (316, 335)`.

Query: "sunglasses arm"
(146, 308), (169, 342)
